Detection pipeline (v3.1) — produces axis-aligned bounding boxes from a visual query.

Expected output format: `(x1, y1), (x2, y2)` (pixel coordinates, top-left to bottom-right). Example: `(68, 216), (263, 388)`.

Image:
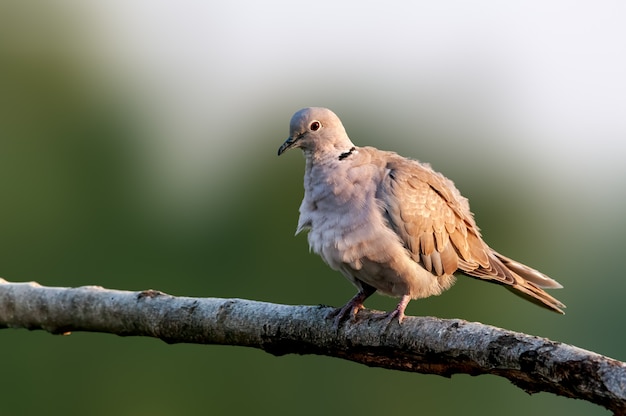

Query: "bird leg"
(379, 295), (411, 327)
(330, 282), (377, 330)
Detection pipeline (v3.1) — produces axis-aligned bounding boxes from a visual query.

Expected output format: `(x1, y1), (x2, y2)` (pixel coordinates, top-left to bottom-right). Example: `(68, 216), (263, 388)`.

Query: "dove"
(277, 107), (565, 326)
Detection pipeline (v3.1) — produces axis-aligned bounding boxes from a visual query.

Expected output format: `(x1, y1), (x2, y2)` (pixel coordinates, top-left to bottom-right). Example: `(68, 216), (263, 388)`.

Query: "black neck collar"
(338, 146), (356, 161)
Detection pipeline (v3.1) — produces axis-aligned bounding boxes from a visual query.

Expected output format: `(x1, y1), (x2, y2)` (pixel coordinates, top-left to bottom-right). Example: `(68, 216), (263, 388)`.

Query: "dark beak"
(277, 136), (297, 156)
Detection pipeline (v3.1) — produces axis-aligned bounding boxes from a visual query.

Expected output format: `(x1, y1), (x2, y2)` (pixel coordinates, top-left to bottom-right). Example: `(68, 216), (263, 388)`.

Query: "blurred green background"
(1, 1), (625, 415)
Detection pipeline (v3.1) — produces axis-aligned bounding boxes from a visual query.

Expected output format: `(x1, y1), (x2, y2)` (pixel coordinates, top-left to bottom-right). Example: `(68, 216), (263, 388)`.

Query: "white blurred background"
(78, 1), (626, 212)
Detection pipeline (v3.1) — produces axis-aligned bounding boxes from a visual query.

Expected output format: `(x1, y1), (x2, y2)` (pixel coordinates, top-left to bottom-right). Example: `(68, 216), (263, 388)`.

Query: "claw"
(378, 295), (411, 328)
(329, 284), (377, 331)
(329, 289), (412, 331)
(329, 299), (365, 330)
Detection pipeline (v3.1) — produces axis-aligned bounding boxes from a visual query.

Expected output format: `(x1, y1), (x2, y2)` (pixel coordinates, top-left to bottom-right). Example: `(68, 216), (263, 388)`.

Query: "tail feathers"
(506, 278), (566, 314)
(460, 248), (566, 314)
(494, 252), (566, 314)
(495, 253), (563, 289)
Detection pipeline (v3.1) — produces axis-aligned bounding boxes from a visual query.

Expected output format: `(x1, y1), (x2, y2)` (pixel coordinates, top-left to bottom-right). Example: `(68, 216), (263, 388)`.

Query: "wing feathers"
(377, 151), (564, 313)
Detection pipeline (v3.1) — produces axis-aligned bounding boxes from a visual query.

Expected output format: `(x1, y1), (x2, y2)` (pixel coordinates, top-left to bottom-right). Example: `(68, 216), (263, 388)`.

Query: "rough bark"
(0, 279), (624, 414)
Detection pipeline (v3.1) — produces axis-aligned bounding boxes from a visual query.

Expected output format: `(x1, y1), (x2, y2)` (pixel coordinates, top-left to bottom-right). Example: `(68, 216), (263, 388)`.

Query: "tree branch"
(1, 279), (624, 414)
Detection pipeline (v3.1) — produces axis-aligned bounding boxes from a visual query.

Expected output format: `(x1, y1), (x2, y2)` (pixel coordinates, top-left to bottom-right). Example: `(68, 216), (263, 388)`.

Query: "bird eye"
(310, 121), (321, 131)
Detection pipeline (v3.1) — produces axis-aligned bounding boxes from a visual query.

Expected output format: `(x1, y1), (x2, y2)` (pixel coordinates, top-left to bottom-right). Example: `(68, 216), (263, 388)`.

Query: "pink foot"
(378, 295), (411, 327)
(330, 298), (365, 329)
(329, 285), (376, 330)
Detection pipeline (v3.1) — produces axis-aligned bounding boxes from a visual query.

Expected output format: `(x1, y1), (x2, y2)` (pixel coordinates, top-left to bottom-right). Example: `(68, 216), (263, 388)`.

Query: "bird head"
(277, 107), (353, 157)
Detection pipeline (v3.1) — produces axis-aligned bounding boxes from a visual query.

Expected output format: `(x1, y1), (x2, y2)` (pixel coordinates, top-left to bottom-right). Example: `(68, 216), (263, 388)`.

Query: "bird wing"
(377, 154), (501, 279)
(376, 152), (565, 313)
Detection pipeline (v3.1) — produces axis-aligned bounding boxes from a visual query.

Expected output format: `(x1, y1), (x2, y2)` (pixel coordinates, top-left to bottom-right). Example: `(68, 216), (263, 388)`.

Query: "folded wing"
(377, 154), (565, 313)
